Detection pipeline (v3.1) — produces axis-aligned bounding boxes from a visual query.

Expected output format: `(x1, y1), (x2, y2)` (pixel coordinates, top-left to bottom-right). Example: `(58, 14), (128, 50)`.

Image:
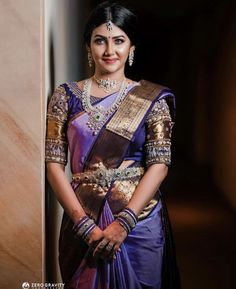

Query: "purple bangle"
(82, 223), (96, 240)
(72, 216), (89, 233)
(72, 216), (96, 241)
(123, 207), (138, 224)
(116, 207), (138, 234)
(116, 216), (131, 233)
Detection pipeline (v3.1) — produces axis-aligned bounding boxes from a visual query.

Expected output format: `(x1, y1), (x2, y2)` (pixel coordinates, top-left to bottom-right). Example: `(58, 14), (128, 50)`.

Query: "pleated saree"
(45, 80), (180, 289)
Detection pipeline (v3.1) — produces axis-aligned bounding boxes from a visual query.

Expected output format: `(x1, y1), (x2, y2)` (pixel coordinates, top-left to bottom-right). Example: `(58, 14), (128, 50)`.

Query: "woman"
(45, 1), (180, 289)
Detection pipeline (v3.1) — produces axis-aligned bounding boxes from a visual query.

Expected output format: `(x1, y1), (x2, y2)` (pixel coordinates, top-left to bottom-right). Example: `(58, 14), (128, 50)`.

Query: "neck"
(94, 69), (125, 81)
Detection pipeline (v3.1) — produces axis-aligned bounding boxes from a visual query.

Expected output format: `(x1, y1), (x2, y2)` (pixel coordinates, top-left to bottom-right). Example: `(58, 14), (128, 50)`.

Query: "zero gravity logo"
(22, 282), (65, 288)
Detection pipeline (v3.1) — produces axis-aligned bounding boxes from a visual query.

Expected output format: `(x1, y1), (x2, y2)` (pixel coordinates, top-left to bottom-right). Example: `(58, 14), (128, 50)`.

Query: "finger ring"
(99, 241), (107, 249)
(106, 243), (114, 251)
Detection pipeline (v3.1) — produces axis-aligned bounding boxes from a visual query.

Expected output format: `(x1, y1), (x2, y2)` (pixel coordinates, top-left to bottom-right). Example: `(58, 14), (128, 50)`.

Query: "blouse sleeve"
(145, 98), (174, 167)
(45, 85), (69, 165)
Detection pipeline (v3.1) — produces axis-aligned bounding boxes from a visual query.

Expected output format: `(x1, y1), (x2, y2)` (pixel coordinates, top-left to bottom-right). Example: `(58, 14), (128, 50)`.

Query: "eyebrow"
(93, 34), (125, 39)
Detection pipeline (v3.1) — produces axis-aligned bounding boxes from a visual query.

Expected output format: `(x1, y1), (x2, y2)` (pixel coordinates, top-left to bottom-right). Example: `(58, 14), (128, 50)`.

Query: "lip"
(102, 58), (118, 64)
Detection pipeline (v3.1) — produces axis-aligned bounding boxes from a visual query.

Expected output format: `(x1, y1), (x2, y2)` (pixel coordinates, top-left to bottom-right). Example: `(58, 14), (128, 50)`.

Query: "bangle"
(116, 207), (138, 234)
(72, 215), (96, 241)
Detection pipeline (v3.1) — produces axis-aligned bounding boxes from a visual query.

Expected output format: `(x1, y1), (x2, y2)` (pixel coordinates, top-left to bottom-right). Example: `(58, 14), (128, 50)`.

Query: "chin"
(100, 67), (121, 74)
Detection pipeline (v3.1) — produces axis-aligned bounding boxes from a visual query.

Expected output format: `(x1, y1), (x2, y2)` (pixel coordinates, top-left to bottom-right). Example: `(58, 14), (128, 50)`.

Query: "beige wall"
(44, 0), (91, 282)
(0, 0), (44, 288)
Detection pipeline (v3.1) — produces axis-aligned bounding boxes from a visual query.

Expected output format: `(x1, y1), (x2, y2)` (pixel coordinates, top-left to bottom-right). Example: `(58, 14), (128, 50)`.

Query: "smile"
(102, 58), (118, 64)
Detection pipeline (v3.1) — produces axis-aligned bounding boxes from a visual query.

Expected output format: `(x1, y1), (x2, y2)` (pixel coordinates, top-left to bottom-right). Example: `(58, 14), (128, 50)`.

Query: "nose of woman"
(104, 40), (115, 56)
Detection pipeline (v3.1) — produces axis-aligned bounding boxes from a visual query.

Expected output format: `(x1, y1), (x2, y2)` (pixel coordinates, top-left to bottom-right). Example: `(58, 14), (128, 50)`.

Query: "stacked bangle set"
(72, 215), (96, 241)
(116, 208), (138, 234)
(73, 208), (138, 240)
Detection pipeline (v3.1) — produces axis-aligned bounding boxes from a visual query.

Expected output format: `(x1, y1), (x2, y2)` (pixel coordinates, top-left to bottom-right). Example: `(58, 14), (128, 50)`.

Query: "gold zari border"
(106, 80), (165, 140)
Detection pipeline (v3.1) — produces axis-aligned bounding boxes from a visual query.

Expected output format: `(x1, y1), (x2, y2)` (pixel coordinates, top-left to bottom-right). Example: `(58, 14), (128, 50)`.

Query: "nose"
(105, 39), (114, 56)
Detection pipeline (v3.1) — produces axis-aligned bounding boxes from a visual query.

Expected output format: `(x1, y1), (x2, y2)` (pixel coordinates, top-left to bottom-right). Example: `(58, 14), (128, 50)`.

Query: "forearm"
(46, 162), (86, 223)
(127, 163), (168, 215)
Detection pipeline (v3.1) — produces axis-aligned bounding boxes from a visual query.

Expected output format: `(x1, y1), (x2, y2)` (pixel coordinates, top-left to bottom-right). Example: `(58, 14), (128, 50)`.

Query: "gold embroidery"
(45, 139), (68, 164)
(145, 99), (174, 166)
(72, 166), (145, 187)
(109, 180), (158, 220)
(46, 117), (67, 139)
(45, 85), (69, 165)
(106, 92), (152, 140)
(73, 165), (158, 220)
(47, 86), (69, 121)
(106, 80), (165, 140)
(75, 183), (107, 220)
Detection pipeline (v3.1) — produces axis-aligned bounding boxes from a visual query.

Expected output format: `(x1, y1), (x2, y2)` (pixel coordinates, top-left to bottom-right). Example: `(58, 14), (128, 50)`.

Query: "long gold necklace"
(81, 78), (128, 135)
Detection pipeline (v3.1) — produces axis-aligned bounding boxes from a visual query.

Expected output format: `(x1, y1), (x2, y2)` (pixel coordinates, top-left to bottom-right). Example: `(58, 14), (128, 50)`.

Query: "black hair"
(83, 1), (138, 46)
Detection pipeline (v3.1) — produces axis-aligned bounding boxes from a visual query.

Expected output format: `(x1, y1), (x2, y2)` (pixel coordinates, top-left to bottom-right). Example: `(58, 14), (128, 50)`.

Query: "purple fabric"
(125, 201), (164, 288)
(65, 82), (174, 173)
(61, 82), (172, 288)
(66, 200), (164, 289)
(66, 83), (138, 173)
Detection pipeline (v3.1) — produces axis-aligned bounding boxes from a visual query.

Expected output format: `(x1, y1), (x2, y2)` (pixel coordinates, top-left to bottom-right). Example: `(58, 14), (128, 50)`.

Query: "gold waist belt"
(72, 166), (145, 188)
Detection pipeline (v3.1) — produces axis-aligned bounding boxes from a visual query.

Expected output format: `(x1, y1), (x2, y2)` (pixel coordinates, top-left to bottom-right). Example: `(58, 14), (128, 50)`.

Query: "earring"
(88, 51), (93, 68)
(129, 49), (135, 66)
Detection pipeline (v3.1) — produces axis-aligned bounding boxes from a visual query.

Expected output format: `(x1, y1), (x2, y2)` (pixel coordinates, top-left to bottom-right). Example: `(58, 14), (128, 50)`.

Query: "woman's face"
(89, 23), (134, 75)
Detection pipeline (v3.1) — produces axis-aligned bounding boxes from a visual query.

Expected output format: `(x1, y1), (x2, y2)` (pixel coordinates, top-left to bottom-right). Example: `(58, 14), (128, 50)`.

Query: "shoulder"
(133, 79), (172, 100)
(139, 80), (176, 120)
(52, 80), (85, 101)
(140, 79), (168, 91)
(147, 98), (171, 121)
(75, 80), (84, 91)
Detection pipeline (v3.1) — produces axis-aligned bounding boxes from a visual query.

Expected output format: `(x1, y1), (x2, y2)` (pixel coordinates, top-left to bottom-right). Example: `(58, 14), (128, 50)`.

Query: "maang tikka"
(106, 11), (113, 31)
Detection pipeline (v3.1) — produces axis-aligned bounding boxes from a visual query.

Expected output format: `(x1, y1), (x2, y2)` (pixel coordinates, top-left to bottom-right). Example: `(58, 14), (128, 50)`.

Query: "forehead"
(91, 23), (129, 38)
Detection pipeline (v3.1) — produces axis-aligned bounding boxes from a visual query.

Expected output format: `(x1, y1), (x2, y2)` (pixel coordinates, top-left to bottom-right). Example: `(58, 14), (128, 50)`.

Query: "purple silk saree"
(45, 80), (180, 289)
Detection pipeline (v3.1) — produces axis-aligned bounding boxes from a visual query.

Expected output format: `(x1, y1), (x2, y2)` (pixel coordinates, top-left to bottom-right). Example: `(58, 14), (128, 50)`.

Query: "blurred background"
(44, 0), (236, 287)
(45, 0), (236, 288)
(0, 0), (235, 288)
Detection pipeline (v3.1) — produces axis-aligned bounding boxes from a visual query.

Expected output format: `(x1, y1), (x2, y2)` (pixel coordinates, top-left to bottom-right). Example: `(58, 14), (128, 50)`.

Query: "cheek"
(91, 46), (103, 58)
(117, 46), (130, 57)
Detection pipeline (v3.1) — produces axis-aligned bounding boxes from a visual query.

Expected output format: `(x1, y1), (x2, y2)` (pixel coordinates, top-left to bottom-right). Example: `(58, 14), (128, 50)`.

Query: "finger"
(98, 242), (114, 260)
(113, 244), (120, 253)
(106, 243), (115, 252)
(107, 243), (121, 261)
(101, 242), (114, 259)
(108, 249), (116, 260)
(93, 240), (108, 257)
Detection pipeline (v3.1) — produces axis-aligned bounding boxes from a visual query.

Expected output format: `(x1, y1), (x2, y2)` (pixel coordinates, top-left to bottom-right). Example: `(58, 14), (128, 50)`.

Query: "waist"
(72, 166), (145, 187)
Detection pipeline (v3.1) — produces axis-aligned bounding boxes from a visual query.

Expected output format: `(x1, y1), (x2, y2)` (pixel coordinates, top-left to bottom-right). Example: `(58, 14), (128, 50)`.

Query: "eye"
(94, 38), (105, 45)
(114, 38), (125, 44)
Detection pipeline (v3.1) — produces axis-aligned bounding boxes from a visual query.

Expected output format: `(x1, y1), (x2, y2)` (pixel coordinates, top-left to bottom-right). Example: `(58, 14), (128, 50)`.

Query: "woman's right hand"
(85, 226), (104, 249)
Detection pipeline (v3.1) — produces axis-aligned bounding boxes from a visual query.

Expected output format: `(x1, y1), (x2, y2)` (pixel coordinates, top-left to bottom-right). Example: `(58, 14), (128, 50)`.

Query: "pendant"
(92, 111), (104, 122)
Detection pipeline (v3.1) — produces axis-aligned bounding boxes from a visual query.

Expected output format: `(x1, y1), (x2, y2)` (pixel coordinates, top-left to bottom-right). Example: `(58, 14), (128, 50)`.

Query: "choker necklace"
(81, 78), (128, 135)
(93, 76), (123, 93)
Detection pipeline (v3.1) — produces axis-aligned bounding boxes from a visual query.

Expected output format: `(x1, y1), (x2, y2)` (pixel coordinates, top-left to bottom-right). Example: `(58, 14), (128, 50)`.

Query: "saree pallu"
(45, 80), (181, 289)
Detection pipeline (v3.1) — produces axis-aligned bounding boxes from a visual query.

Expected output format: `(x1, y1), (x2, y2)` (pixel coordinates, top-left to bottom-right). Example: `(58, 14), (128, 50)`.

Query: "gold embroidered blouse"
(45, 85), (69, 165)
(145, 98), (174, 167)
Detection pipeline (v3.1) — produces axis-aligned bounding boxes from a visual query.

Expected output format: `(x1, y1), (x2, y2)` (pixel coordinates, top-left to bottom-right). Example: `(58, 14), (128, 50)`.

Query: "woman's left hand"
(93, 220), (127, 260)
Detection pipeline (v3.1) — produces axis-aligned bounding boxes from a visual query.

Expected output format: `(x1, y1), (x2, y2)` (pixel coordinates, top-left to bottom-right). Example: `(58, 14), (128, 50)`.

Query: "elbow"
(46, 162), (65, 180)
(148, 163), (169, 180)
(46, 162), (53, 181)
(159, 163), (169, 179)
